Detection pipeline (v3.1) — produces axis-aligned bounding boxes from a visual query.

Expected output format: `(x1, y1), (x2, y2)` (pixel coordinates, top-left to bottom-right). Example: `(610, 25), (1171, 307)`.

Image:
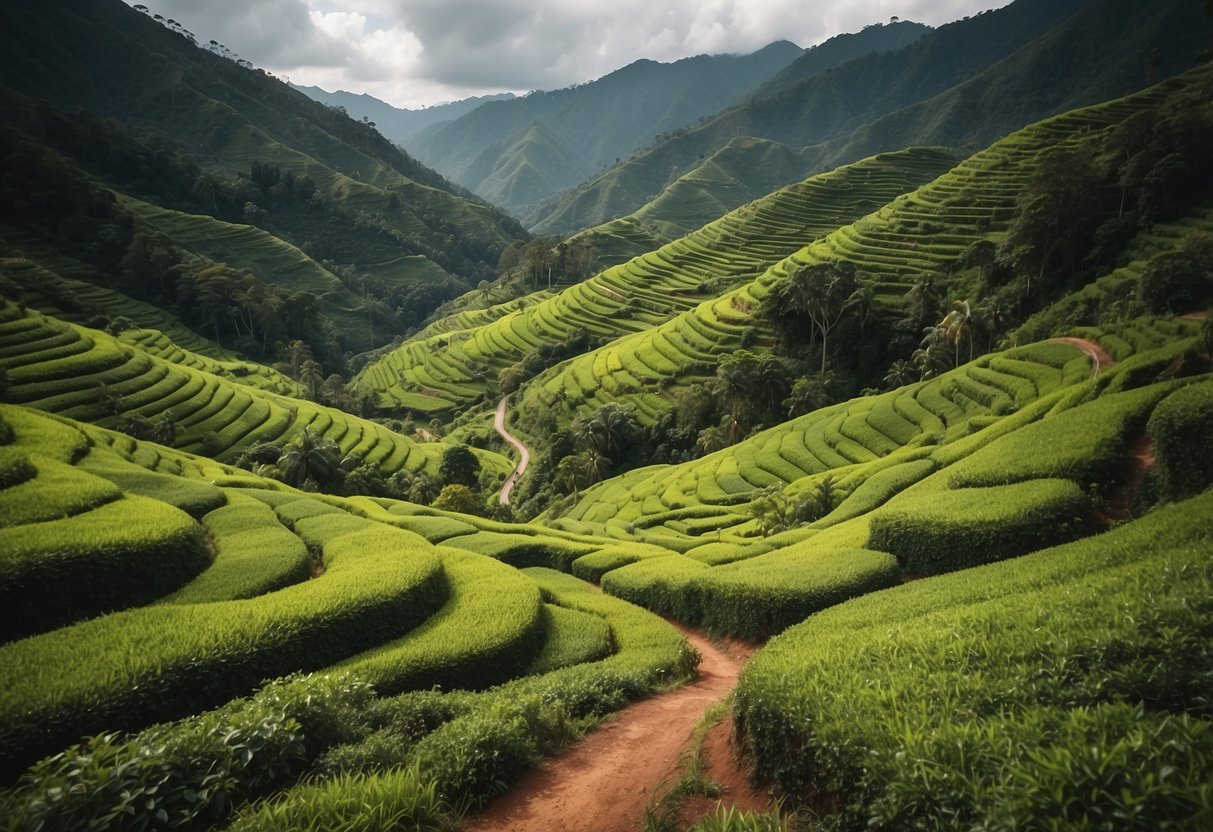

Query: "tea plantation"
(1, 33), (1211, 832)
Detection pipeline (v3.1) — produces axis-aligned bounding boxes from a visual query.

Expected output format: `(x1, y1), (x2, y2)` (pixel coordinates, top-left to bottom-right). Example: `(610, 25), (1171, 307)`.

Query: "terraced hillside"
(0, 402), (698, 823)
(518, 67), (1201, 426)
(2, 317), (1207, 829)
(356, 148), (956, 414)
(528, 0), (1212, 238)
(549, 319), (1207, 638)
(0, 301), (514, 478)
(0, 0), (528, 363)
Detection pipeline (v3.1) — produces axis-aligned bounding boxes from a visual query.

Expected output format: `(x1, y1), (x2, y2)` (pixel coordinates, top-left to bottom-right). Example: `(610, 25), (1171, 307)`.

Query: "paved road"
(494, 396), (530, 506)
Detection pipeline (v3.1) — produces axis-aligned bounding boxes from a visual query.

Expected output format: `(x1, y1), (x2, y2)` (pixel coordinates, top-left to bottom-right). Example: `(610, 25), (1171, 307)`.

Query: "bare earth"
(466, 625), (761, 832)
(1048, 336), (1115, 377)
(494, 395), (530, 506)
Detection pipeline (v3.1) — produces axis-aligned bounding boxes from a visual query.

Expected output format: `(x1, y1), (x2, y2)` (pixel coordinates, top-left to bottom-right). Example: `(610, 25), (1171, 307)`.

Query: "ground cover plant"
(1, 13), (1212, 827)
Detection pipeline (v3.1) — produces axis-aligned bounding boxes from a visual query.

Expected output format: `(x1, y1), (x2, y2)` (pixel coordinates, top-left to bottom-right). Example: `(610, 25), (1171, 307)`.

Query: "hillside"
(0, 0), (527, 364)
(404, 41), (808, 214)
(354, 148), (956, 415)
(529, 0), (1212, 238)
(1, 2), (1212, 830)
(292, 85), (517, 145)
(508, 62), (1213, 444)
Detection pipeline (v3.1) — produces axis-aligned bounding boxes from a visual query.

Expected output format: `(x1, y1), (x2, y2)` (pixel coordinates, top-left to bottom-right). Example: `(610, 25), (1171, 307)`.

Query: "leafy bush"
(228, 767), (455, 832)
(1148, 380), (1213, 501)
(1, 674), (375, 831)
(868, 479), (1091, 575)
(735, 491), (1213, 830)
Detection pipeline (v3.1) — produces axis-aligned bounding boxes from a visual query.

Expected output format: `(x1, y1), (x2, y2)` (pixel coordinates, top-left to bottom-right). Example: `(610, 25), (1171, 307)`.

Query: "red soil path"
(1049, 336), (1115, 377)
(466, 625), (765, 832)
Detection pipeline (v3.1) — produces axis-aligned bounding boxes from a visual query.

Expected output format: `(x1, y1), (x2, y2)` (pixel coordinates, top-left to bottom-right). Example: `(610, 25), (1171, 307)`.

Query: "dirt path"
(494, 396), (530, 506)
(466, 625), (761, 832)
(1049, 336), (1116, 377)
(1095, 432), (1156, 526)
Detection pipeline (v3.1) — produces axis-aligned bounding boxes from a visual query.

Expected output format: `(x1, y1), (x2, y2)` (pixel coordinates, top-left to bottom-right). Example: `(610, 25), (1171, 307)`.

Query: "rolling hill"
(528, 0), (1212, 239)
(0, 0), (528, 363)
(404, 40), (813, 215)
(0, 2), (1211, 829)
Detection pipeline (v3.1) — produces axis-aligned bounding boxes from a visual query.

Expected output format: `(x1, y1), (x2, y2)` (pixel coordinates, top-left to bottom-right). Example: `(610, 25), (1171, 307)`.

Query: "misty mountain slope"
(531, 0), (1210, 244)
(404, 41), (806, 213)
(293, 85), (516, 145)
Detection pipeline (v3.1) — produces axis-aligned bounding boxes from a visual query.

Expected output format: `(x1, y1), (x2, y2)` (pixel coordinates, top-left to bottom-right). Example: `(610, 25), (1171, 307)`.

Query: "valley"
(0, 0), (1211, 830)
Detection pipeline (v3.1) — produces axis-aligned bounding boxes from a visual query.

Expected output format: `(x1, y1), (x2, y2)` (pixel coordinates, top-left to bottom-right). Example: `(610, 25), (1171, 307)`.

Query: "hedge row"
(0, 521), (446, 780)
(1148, 380), (1213, 501)
(160, 492), (313, 604)
(734, 490), (1213, 830)
(868, 478), (1092, 575)
(0, 494), (209, 643)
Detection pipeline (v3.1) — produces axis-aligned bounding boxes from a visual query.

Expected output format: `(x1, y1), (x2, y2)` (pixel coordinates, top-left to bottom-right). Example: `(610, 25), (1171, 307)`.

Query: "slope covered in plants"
(529, 0), (1211, 239)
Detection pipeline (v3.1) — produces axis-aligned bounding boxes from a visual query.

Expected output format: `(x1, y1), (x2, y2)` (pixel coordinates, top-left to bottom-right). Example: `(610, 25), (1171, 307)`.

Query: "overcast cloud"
(132, 0), (1009, 109)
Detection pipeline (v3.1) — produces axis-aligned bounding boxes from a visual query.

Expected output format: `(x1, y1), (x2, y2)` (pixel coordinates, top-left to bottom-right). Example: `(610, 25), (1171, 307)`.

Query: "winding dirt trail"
(466, 625), (764, 832)
(1049, 336), (1115, 377)
(494, 396), (530, 506)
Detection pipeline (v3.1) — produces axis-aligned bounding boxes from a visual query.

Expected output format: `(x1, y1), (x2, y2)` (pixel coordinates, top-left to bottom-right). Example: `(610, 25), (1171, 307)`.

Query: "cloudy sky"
(132, 0), (1009, 109)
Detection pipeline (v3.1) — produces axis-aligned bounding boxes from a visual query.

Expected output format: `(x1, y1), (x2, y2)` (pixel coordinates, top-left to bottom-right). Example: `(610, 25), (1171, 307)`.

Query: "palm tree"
(938, 300), (975, 364)
(696, 424), (729, 455)
(884, 359), (917, 389)
(278, 428), (342, 489)
(903, 275), (942, 328)
(299, 360), (325, 400)
(848, 284), (877, 339)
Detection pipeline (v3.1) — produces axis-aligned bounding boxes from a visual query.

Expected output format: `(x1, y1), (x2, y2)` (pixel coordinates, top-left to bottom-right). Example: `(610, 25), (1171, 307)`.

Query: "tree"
(149, 412), (182, 447)
(572, 402), (637, 461)
(884, 359), (917, 389)
(696, 424), (729, 455)
(431, 484), (483, 515)
(299, 360), (325, 400)
(785, 262), (862, 374)
(784, 373), (833, 418)
(278, 428), (343, 490)
(997, 148), (1104, 302)
(439, 443), (481, 487)
(938, 300), (975, 364)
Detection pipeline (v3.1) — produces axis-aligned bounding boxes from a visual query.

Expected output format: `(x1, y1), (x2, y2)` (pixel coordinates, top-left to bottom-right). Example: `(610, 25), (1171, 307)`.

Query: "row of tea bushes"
(734, 490), (1213, 830)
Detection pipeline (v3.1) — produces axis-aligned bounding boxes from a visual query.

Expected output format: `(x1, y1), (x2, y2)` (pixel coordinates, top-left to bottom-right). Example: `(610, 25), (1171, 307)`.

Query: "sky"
(130, 0), (1010, 109)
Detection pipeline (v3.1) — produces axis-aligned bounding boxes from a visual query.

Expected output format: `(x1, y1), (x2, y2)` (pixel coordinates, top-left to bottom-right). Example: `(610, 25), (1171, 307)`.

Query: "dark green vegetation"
(0, 0), (526, 368)
(529, 0), (1213, 239)
(404, 41), (811, 215)
(1, 2), (1212, 829)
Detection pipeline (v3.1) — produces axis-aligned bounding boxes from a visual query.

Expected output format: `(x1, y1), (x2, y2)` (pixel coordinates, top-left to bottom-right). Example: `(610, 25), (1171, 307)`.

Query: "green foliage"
(0, 519), (444, 778)
(160, 493), (313, 604)
(735, 492), (1213, 830)
(868, 479), (1092, 575)
(438, 443), (480, 487)
(1148, 380), (1213, 501)
(526, 604), (614, 675)
(228, 767), (454, 832)
(1138, 234), (1213, 315)
(2, 674), (375, 832)
(430, 483), (483, 515)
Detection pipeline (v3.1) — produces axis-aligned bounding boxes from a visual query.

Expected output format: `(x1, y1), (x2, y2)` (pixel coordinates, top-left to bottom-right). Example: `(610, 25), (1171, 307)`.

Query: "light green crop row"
(0, 517), (446, 780)
(734, 490), (1213, 830)
(159, 492), (313, 604)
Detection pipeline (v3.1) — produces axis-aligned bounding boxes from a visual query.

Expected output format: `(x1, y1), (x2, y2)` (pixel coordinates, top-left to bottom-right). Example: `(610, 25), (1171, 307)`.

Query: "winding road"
(494, 396), (530, 506)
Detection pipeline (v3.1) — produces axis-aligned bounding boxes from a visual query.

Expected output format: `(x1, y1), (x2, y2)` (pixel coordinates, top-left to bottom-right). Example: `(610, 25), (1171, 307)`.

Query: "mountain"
(404, 41), (807, 214)
(292, 85), (517, 145)
(0, 0), (528, 363)
(528, 0), (1212, 238)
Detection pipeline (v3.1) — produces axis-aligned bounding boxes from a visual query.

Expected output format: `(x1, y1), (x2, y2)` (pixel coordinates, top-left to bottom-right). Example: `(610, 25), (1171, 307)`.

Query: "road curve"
(1048, 336), (1116, 377)
(494, 396), (530, 506)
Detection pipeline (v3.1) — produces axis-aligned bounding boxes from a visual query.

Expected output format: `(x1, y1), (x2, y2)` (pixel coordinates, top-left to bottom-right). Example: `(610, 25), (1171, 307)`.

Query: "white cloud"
(131, 0), (1009, 108)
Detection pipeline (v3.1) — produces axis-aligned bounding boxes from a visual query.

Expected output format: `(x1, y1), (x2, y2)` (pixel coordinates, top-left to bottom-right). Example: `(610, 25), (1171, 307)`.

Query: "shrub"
(734, 492), (1213, 830)
(1148, 380), (1213, 501)
(868, 479), (1092, 575)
